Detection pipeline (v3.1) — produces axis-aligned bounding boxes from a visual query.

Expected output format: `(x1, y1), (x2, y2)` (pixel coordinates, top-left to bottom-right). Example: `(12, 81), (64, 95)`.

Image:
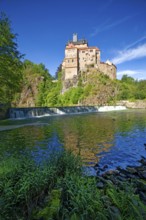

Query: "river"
(0, 109), (146, 174)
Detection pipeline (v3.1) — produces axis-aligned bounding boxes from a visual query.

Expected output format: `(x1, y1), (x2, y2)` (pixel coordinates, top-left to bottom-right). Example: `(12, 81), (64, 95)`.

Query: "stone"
(97, 176), (107, 184)
(96, 181), (104, 189)
(126, 167), (137, 174)
(103, 164), (108, 169)
(119, 173), (126, 178)
(105, 170), (116, 175)
(137, 180), (146, 192)
(139, 191), (146, 203)
(139, 158), (146, 165)
(141, 171), (146, 179)
(117, 176), (126, 182)
(109, 206), (121, 219)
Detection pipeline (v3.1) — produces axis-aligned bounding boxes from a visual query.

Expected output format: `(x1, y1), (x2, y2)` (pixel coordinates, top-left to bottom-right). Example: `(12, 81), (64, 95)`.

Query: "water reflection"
(0, 110), (146, 170)
(98, 128), (146, 172)
(31, 132), (63, 164)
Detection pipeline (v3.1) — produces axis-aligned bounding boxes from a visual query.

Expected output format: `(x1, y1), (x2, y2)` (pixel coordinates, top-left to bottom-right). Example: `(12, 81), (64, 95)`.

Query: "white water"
(98, 106), (126, 112)
(9, 106), (126, 119)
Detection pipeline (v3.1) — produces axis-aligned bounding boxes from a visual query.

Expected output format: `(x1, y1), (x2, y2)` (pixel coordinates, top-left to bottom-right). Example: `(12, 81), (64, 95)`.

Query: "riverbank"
(0, 122), (49, 131)
(95, 155), (146, 205)
(1, 150), (146, 220)
(117, 100), (146, 109)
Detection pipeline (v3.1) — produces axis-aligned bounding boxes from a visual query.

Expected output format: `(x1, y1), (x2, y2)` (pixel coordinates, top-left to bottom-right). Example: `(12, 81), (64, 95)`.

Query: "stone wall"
(79, 48), (100, 71)
(64, 48), (78, 80)
(9, 106), (99, 119)
(98, 62), (116, 80)
(117, 100), (146, 109)
(62, 35), (117, 92)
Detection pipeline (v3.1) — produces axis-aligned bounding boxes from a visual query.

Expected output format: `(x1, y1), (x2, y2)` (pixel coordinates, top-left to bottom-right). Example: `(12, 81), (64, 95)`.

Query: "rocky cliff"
(14, 76), (44, 107)
(61, 68), (118, 106)
(12, 60), (52, 107)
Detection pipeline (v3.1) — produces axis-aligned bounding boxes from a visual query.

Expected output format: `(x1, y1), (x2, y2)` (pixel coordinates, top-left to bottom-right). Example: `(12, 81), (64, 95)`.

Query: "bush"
(1, 151), (146, 219)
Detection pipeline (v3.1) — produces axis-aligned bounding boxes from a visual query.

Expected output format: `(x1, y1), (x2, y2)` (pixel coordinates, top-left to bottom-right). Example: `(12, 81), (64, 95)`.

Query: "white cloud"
(112, 43), (146, 65)
(117, 69), (146, 80)
(124, 36), (146, 50)
(91, 16), (131, 37)
(117, 70), (139, 76)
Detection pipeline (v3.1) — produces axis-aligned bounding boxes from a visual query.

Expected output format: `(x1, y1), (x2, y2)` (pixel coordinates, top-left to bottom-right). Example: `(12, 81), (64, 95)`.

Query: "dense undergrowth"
(0, 150), (146, 220)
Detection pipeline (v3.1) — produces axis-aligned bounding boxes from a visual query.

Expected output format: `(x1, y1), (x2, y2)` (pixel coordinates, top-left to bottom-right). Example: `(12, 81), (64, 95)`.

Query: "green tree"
(121, 74), (135, 84)
(135, 80), (146, 99)
(0, 13), (23, 104)
(118, 75), (137, 100)
(45, 72), (62, 106)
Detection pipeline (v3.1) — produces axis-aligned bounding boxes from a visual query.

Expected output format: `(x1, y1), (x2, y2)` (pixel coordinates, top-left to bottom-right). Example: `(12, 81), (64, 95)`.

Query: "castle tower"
(62, 34), (116, 93)
(73, 33), (78, 42)
(62, 34), (116, 82)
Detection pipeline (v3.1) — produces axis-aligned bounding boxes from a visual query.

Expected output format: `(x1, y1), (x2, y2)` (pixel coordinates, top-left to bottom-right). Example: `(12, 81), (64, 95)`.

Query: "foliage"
(57, 72), (118, 106)
(1, 150), (146, 220)
(57, 173), (146, 220)
(0, 13), (23, 104)
(19, 69), (146, 107)
(58, 173), (107, 220)
(44, 71), (62, 106)
(0, 13), (146, 107)
(54, 64), (62, 79)
(13, 59), (53, 106)
(0, 150), (81, 219)
(59, 87), (83, 106)
(117, 74), (146, 101)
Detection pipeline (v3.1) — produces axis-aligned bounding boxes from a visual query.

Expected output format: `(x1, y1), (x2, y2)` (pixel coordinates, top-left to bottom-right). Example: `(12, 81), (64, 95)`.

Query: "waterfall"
(8, 106), (99, 119)
(8, 106), (126, 119)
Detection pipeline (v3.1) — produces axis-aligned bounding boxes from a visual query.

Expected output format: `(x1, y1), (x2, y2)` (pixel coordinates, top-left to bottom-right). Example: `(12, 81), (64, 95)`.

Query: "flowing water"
(0, 109), (146, 174)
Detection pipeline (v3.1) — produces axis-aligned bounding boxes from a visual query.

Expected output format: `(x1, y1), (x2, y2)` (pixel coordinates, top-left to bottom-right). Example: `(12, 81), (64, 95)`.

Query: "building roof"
(66, 44), (100, 51)
(78, 46), (100, 51)
(67, 39), (88, 45)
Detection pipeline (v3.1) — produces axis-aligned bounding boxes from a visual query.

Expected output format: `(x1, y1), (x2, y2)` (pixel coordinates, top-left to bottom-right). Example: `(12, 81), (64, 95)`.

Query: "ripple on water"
(0, 110), (146, 172)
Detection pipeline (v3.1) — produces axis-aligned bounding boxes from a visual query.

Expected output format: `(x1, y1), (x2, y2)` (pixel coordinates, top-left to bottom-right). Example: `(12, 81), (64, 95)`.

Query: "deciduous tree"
(0, 13), (23, 103)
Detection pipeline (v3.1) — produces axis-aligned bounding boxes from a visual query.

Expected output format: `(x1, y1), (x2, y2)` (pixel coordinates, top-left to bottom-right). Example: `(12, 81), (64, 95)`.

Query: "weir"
(8, 106), (99, 119)
(8, 106), (127, 119)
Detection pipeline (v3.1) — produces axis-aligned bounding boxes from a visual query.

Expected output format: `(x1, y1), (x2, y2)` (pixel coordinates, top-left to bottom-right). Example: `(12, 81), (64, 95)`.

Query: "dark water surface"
(0, 109), (146, 173)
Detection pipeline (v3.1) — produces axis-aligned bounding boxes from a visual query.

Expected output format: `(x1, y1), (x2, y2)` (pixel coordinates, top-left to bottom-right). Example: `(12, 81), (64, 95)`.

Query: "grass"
(0, 151), (146, 220)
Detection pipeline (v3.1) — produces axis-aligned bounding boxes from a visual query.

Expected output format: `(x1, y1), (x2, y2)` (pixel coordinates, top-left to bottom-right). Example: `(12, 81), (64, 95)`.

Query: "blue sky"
(1, 0), (146, 79)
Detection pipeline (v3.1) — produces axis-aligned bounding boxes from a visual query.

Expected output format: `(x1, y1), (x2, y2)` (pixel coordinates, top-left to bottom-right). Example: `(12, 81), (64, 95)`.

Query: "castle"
(62, 34), (116, 81)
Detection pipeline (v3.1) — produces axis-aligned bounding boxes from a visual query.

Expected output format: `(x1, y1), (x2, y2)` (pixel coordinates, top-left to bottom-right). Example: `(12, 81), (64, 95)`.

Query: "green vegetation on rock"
(14, 60), (53, 107)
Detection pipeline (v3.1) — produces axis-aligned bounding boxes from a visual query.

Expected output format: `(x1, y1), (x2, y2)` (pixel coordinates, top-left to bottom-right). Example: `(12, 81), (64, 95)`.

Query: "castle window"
(72, 59), (74, 62)
(82, 51), (85, 53)
(90, 50), (93, 52)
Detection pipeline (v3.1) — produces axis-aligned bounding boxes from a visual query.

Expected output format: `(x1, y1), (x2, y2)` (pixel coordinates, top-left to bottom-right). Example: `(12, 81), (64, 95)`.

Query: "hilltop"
(8, 59), (146, 108)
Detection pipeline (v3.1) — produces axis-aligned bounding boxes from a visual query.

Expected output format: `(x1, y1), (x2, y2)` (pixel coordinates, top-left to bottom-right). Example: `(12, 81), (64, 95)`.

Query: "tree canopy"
(0, 13), (23, 104)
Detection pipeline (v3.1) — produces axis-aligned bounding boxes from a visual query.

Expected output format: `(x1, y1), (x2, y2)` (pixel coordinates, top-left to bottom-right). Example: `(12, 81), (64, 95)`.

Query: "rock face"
(14, 76), (44, 107)
(61, 67), (118, 106)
